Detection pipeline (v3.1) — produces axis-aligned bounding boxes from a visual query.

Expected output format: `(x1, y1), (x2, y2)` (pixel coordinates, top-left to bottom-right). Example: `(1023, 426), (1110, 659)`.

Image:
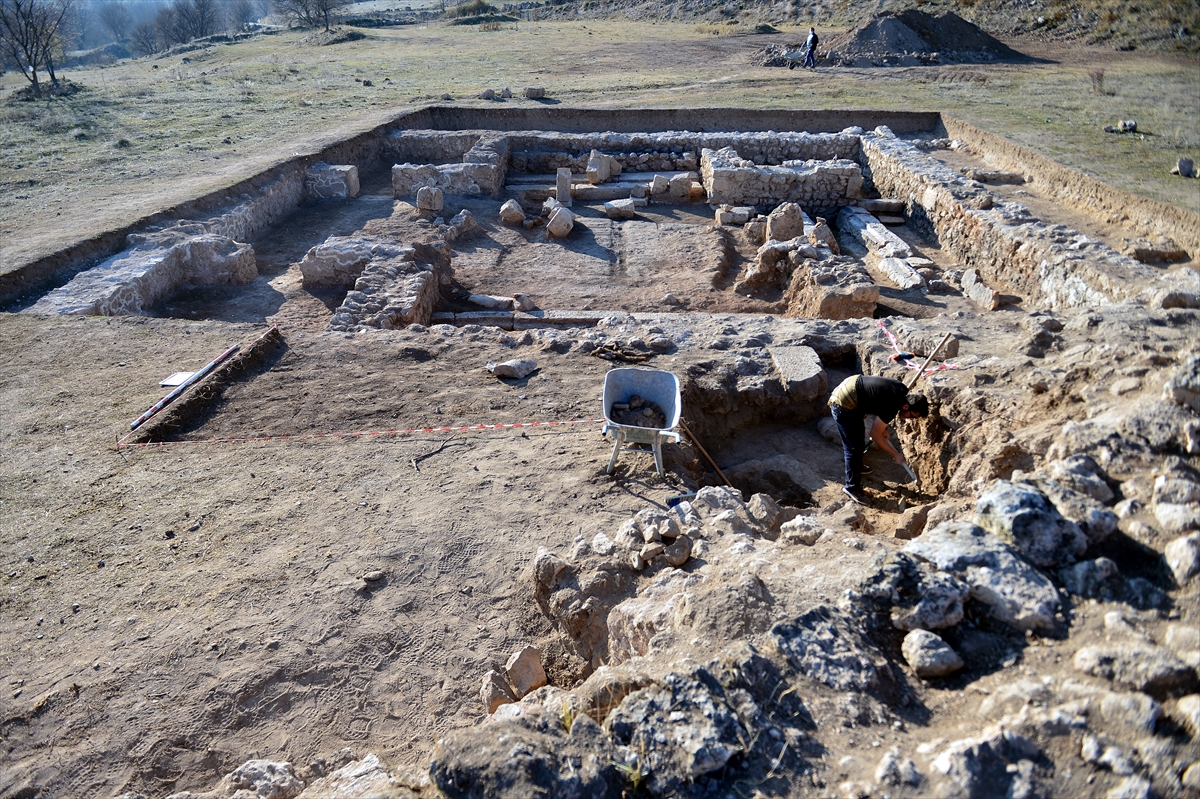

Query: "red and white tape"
(115, 417), (606, 449)
(876, 320), (960, 377)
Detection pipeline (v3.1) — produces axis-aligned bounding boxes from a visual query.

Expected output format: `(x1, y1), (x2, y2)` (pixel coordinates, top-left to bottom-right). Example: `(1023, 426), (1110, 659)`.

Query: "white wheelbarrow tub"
(601, 367), (682, 476)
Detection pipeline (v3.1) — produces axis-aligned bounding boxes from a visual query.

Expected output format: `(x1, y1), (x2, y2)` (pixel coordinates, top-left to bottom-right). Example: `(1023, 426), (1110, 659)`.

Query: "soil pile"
(758, 10), (1028, 68)
(826, 9), (1025, 66)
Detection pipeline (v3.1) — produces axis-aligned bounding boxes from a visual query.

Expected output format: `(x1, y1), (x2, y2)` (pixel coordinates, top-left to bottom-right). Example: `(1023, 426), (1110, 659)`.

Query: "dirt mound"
(825, 9), (1026, 67)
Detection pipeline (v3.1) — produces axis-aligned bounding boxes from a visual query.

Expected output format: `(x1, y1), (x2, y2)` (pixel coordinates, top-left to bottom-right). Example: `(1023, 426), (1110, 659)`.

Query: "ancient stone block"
(767, 345), (827, 401)
(766, 202), (807, 242)
(876, 257), (925, 290)
(499, 199), (526, 225)
(555, 168), (572, 205)
(961, 269), (1001, 310)
(546, 207), (575, 237)
(304, 162), (360, 200)
(416, 185), (444, 212)
(27, 229), (257, 316)
(836, 205), (912, 259)
(604, 198), (637, 220)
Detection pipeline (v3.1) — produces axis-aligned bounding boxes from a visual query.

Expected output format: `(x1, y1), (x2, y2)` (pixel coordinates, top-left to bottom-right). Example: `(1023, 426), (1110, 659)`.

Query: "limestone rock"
(555, 168), (572, 205)
(482, 669), (517, 713)
(604, 198), (636, 220)
(499, 199), (526, 225)
(876, 257), (925, 290)
(488, 358), (537, 379)
(808, 216), (839, 253)
(1166, 624), (1200, 667)
(779, 515), (823, 546)
(766, 202), (807, 242)
(1176, 694), (1200, 735)
(606, 666), (748, 794)
(1059, 557), (1119, 597)
(770, 606), (886, 691)
(1154, 472), (1200, 534)
(1033, 477), (1118, 543)
(874, 747), (921, 787)
(200, 759), (305, 799)
(662, 534), (692, 567)
(929, 727), (1040, 799)
(523, 86), (545, 99)
(431, 702), (626, 798)
(766, 345), (827, 402)
(836, 205), (911, 259)
(294, 753), (417, 799)
(505, 646), (547, 697)
(586, 150), (621, 184)
(305, 162), (360, 200)
(546, 206), (574, 237)
(902, 629), (964, 678)
(975, 480), (1088, 568)
(961, 268), (1001, 310)
(903, 522), (1062, 631)
(746, 493), (784, 531)
(1165, 533), (1200, 585)
(1074, 642), (1199, 697)
(469, 293), (514, 310)
(1045, 454), (1114, 503)
(416, 185), (444, 212)
(1099, 690), (1162, 733)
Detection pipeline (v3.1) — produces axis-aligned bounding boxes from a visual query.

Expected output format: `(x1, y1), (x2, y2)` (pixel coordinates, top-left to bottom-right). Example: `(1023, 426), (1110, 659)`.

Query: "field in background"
(0, 20), (1197, 271)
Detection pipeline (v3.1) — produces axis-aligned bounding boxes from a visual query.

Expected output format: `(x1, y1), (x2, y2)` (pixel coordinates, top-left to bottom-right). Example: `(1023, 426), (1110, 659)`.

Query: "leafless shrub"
(1089, 68), (1105, 94)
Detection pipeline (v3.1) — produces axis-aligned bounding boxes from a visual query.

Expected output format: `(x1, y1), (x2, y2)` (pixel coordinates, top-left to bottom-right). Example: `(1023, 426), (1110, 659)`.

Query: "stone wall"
(388, 132), (510, 199)
(507, 130), (861, 175)
(941, 115), (1200, 259)
(701, 147), (864, 216)
(858, 129), (1169, 310)
(325, 241), (452, 331)
(305, 163), (360, 200)
(23, 228), (256, 316)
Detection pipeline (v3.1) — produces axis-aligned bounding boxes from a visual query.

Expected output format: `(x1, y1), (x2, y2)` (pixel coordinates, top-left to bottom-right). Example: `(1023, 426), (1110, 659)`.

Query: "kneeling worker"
(829, 375), (929, 505)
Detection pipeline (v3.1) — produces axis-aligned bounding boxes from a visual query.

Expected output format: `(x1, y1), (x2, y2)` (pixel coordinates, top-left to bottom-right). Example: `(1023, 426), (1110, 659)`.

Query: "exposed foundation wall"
(702, 148), (864, 216)
(507, 131), (862, 175)
(1, 124), (392, 310)
(940, 116), (1200, 258)
(860, 132), (1164, 309)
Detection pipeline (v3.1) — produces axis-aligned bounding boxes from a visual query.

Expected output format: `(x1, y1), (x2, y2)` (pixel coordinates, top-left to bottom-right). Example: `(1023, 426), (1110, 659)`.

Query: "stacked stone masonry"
(858, 129), (1178, 310)
(305, 162), (360, 201)
(25, 227), (256, 316)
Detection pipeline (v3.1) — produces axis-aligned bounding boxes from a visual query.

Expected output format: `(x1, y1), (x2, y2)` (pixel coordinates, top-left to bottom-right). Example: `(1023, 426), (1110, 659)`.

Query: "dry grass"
(0, 20), (1196, 272)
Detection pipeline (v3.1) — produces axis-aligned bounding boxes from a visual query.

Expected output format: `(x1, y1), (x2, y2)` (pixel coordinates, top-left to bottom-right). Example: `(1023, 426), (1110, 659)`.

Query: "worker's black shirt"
(856, 376), (909, 423)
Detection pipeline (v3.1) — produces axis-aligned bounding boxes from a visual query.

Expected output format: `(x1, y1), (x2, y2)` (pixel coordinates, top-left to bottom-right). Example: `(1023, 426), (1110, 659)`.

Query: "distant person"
(804, 27), (819, 68)
(828, 374), (929, 505)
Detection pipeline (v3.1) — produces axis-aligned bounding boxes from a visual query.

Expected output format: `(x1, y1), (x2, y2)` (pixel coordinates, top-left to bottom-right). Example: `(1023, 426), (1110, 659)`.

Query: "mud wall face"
(940, 115), (1200, 259)
(383, 130), (482, 164)
(859, 131), (1165, 309)
(415, 106), (942, 136)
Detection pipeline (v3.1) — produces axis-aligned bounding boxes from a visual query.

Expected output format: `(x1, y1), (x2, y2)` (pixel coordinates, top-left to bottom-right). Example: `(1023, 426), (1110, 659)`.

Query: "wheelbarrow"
(601, 367), (681, 477)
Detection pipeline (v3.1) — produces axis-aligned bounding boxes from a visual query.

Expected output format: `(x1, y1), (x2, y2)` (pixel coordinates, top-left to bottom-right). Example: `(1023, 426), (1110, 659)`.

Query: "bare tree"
(129, 18), (158, 53)
(0, 0), (74, 94)
(98, 1), (132, 41)
(272, 0), (346, 32)
(174, 0), (221, 39)
(226, 0), (258, 29)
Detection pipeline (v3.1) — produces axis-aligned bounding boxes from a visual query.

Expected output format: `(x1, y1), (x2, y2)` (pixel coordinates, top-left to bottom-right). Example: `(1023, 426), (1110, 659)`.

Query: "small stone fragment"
(902, 629), (964, 678)
(362, 570), (385, 583)
(504, 645), (547, 697)
(487, 359), (537, 379)
(481, 669), (516, 713)
(499, 199), (526, 225)
(662, 534), (692, 567)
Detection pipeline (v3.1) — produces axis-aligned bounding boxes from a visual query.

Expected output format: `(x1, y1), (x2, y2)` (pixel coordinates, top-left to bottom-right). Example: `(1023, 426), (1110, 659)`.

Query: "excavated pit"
(5, 105), (1200, 799)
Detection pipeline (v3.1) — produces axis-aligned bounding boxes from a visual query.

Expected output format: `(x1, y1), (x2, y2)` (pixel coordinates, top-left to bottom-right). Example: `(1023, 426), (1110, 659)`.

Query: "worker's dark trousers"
(831, 405), (865, 490)
(804, 48), (816, 67)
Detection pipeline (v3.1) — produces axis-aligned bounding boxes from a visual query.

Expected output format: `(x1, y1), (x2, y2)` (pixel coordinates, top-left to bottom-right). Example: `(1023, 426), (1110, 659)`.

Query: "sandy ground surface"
(2, 32), (1199, 799)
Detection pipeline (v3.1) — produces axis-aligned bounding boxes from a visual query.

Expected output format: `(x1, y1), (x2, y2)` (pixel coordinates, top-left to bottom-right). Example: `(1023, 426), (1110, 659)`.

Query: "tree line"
(1, 0), (350, 95)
